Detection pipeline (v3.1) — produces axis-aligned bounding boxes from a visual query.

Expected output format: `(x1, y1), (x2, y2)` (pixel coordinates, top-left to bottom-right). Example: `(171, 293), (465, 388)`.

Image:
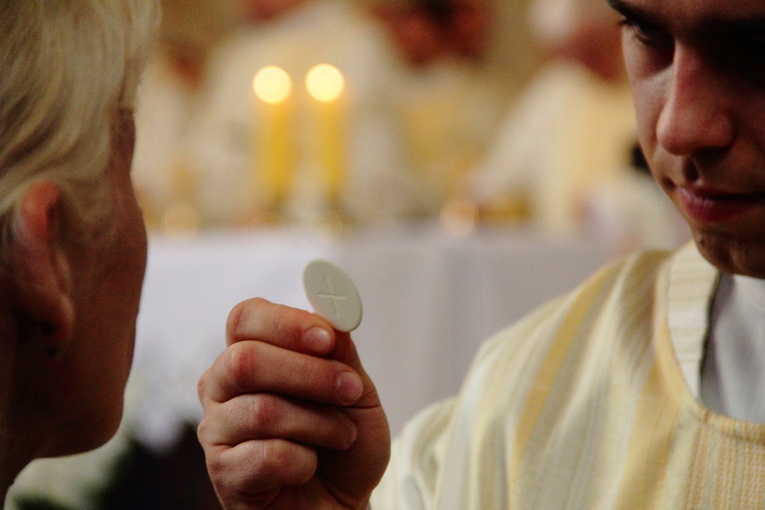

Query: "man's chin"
(693, 231), (765, 279)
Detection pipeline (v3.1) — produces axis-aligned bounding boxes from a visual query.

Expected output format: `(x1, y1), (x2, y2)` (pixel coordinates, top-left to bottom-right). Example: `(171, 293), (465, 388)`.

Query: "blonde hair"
(0, 0), (160, 245)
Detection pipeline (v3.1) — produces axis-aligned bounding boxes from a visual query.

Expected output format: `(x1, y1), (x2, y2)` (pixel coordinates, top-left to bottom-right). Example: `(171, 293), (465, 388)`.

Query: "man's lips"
(677, 186), (765, 223)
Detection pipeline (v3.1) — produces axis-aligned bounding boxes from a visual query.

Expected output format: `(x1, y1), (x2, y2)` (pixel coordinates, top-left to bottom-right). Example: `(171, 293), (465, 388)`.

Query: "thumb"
(331, 331), (382, 408)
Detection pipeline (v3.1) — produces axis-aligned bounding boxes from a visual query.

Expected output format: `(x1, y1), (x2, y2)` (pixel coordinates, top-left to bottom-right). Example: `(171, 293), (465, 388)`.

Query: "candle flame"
(306, 64), (345, 103)
(253, 66), (292, 104)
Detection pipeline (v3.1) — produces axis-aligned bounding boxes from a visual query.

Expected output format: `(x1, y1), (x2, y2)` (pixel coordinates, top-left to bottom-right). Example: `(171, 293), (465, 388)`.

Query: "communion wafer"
(303, 259), (363, 332)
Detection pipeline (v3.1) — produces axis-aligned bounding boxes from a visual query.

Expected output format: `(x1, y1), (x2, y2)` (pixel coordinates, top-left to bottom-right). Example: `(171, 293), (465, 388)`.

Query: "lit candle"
(252, 66), (295, 210)
(305, 64), (346, 206)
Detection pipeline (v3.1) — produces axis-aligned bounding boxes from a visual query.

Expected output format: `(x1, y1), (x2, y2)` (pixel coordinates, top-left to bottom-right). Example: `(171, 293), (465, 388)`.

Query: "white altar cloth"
(127, 224), (611, 450)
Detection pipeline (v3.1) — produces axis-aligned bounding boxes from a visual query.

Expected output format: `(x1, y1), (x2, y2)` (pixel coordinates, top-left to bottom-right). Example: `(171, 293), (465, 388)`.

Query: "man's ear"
(9, 181), (75, 352)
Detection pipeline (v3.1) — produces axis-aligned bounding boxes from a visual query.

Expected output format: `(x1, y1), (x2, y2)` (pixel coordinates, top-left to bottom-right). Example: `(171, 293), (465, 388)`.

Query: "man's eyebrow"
(606, 0), (632, 17)
(607, 0), (765, 35)
(605, 0), (656, 25)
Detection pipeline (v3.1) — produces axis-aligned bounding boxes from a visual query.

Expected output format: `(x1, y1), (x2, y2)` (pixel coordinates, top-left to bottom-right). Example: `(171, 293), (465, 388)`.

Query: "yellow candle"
(305, 64), (346, 205)
(252, 66), (295, 209)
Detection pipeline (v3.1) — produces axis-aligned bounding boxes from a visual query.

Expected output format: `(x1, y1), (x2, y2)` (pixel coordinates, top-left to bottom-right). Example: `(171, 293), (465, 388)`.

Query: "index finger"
(199, 340), (363, 406)
(227, 297), (337, 356)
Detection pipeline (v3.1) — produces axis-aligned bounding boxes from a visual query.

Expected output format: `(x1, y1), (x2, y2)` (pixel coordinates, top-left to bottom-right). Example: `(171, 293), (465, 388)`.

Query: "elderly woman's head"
(0, 0), (159, 484)
(0, 1), (158, 241)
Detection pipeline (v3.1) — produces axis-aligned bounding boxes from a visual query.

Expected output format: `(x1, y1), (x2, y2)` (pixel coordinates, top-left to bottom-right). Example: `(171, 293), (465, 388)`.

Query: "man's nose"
(656, 45), (734, 156)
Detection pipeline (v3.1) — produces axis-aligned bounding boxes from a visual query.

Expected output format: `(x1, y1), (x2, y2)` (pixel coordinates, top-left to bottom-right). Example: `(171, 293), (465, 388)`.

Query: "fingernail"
(304, 327), (332, 354)
(335, 372), (363, 404)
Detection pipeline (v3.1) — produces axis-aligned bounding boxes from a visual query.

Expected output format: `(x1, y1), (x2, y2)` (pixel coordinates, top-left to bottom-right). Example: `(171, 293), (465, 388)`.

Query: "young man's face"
(612, 0), (765, 278)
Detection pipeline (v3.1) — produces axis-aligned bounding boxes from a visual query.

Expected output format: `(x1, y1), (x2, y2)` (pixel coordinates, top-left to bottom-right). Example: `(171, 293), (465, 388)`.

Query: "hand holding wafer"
(198, 262), (388, 510)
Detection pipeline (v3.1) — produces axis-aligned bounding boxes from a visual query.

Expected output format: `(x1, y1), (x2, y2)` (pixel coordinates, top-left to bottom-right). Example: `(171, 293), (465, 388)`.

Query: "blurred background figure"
(183, 0), (436, 228)
(131, 0), (240, 234)
(469, 0), (686, 250)
(370, 0), (490, 65)
(369, 0), (512, 219)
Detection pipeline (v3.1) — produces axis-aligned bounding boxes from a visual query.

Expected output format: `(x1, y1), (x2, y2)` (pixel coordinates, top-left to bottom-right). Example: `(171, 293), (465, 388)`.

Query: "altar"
(127, 223), (612, 449)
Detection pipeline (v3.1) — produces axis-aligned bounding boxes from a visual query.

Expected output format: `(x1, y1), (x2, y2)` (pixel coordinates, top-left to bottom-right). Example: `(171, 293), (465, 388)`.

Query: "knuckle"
(225, 301), (248, 340)
(256, 441), (287, 474)
(196, 417), (213, 445)
(196, 369), (210, 401)
(227, 298), (310, 346)
(196, 417), (208, 441)
(255, 441), (314, 486)
(226, 297), (271, 341)
(224, 342), (260, 390)
(248, 395), (282, 433)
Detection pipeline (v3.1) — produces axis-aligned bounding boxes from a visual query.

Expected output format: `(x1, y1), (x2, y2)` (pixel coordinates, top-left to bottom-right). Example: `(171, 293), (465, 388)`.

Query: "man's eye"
(618, 16), (672, 47)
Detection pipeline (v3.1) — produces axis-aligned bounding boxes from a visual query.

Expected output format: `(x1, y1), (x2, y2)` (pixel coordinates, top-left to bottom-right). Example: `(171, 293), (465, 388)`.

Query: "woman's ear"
(9, 181), (75, 353)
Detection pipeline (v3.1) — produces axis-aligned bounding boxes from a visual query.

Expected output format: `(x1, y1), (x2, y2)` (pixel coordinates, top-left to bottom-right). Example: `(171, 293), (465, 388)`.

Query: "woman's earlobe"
(9, 181), (75, 353)
(42, 321), (63, 359)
